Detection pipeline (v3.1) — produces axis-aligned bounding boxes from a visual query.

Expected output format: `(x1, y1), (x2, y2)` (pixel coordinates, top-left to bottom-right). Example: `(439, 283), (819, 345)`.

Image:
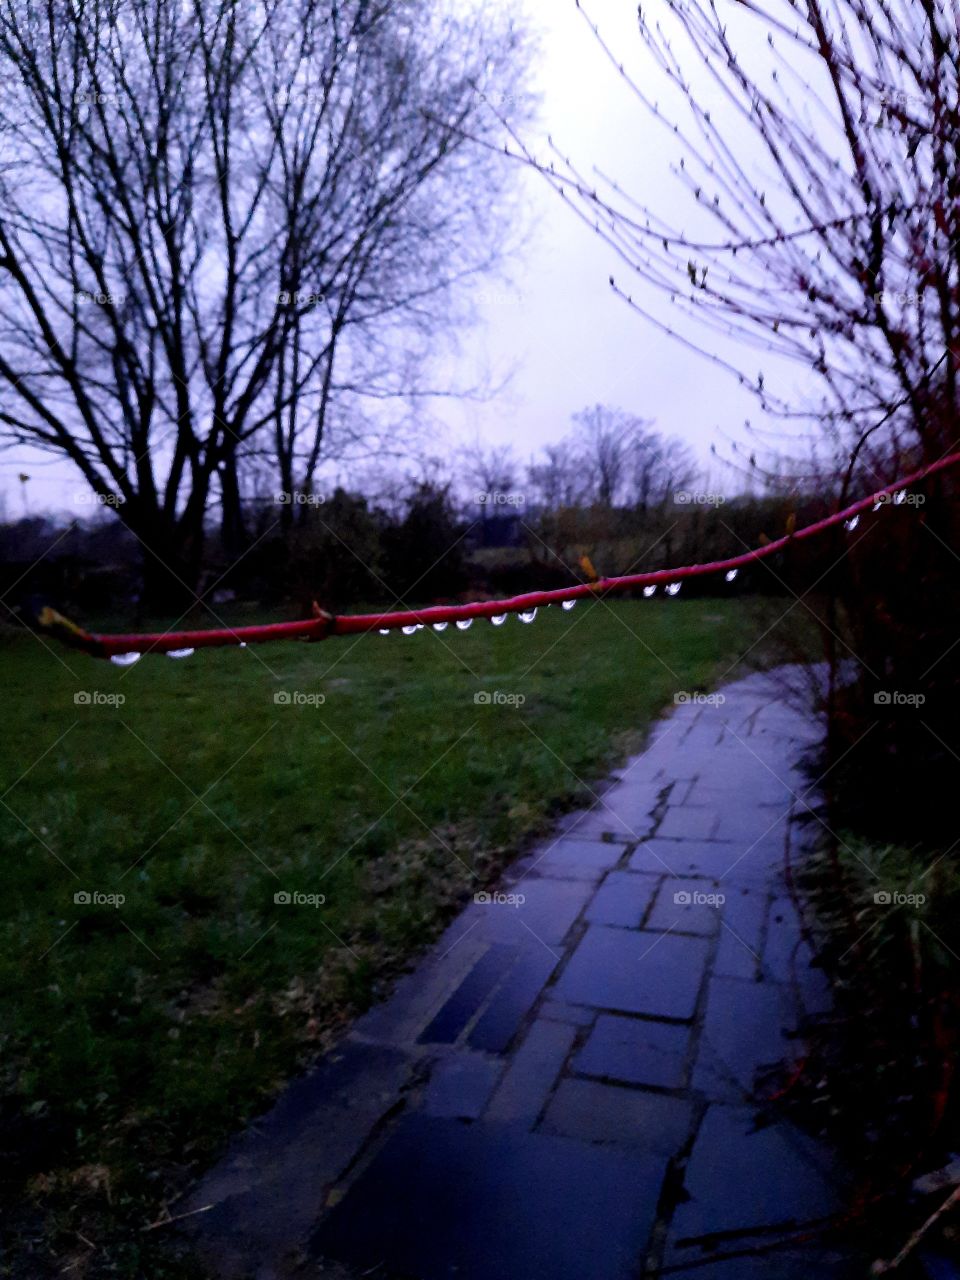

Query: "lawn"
(1, 596), (762, 1275)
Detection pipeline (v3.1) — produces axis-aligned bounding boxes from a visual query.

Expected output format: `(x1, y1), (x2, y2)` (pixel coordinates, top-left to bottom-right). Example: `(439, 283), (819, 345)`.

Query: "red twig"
(39, 450), (960, 659)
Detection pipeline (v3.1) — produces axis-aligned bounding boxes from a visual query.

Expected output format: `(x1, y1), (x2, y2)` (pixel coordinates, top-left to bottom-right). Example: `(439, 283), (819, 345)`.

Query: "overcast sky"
(1, 0), (817, 516)
(442, 0), (800, 474)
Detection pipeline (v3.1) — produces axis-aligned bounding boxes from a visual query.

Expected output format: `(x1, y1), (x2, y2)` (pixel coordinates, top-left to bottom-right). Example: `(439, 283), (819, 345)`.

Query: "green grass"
(1, 596), (762, 1274)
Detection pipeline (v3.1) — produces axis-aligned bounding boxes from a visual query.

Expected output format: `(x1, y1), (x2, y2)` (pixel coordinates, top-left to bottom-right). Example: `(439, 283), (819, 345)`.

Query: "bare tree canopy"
(567, 404), (696, 510)
(526, 438), (583, 511)
(0, 0), (530, 602)
(536, 0), (959, 477)
(571, 404), (645, 508)
(460, 438), (520, 509)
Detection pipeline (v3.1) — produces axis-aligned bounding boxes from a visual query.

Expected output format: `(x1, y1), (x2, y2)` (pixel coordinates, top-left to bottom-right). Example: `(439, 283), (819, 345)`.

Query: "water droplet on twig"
(110, 652), (140, 667)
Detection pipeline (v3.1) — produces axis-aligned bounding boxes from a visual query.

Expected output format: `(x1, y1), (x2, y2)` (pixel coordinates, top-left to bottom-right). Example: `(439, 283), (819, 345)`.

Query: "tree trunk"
(219, 455), (248, 564)
(139, 548), (202, 617)
(131, 497), (207, 618)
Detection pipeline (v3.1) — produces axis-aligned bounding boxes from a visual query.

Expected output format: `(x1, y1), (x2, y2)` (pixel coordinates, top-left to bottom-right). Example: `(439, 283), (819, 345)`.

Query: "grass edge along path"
(2, 596), (765, 1278)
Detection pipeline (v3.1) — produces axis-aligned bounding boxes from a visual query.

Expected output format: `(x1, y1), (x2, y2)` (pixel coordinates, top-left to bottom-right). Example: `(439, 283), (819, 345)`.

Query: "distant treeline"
(1, 481), (852, 623)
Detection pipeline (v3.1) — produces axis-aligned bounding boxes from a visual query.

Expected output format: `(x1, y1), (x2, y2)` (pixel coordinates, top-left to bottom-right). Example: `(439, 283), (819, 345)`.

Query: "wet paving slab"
(312, 1114), (667, 1280)
(181, 667), (867, 1279)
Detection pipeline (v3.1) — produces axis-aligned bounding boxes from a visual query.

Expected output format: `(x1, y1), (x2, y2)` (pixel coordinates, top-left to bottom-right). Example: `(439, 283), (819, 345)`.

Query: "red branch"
(46, 450), (960, 659)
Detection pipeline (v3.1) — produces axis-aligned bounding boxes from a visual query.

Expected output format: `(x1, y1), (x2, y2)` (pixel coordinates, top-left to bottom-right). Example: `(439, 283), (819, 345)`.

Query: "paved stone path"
(184, 668), (866, 1279)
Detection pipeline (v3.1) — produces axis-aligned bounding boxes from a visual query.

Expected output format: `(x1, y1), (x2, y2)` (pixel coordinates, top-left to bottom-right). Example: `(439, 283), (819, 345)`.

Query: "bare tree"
(528, 1), (960, 480)
(460, 438), (519, 517)
(535, 2), (960, 894)
(526, 439), (583, 511)
(0, 0), (530, 607)
(569, 404), (697, 509)
(523, 410), (695, 512)
(631, 428), (697, 512)
(570, 404), (650, 507)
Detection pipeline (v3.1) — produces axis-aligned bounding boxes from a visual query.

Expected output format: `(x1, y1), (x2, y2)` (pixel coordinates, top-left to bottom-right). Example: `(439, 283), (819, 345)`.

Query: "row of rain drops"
(844, 488), (909, 533)
(109, 568), (744, 665)
(109, 489), (914, 668)
(388, 599), (572, 636)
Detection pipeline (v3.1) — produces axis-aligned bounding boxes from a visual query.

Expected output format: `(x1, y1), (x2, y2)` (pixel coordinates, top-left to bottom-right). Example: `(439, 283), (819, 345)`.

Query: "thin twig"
(871, 1184), (960, 1274)
(141, 1204), (213, 1232)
